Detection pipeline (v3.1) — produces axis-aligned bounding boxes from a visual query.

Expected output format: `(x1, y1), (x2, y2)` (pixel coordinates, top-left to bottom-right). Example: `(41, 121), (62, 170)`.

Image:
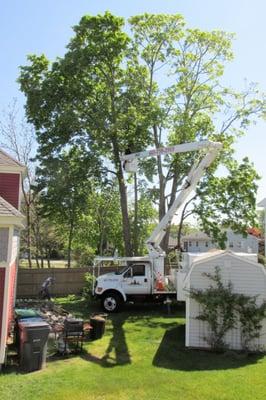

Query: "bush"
(82, 272), (95, 301)
(189, 266), (266, 352)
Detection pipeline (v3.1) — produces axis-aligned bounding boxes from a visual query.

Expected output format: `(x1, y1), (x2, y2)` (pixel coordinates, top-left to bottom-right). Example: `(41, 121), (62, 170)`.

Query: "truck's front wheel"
(101, 292), (122, 313)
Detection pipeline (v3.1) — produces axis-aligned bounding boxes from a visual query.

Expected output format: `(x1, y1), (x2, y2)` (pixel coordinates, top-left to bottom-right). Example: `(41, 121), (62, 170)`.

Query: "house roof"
(0, 196), (24, 218)
(182, 232), (210, 241)
(0, 149), (25, 172)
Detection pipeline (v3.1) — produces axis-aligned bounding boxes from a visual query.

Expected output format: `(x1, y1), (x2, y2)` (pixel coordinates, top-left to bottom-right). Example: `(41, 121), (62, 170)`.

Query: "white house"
(184, 250), (266, 351)
(181, 229), (259, 254)
(181, 232), (216, 252)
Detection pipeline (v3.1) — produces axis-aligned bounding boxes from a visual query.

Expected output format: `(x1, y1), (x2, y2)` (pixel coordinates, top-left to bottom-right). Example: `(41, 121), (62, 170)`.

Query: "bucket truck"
(93, 140), (222, 312)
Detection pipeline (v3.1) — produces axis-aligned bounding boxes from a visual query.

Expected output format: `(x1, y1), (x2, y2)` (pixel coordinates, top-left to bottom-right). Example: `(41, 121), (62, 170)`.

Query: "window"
(0, 228), (9, 262)
(196, 241), (199, 247)
(205, 242), (209, 247)
(123, 268), (132, 278)
(132, 264), (145, 277)
(189, 241), (192, 247)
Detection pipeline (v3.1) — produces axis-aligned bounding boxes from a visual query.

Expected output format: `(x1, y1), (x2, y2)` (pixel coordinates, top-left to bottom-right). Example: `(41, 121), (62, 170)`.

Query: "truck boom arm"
(121, 140), (222, 258)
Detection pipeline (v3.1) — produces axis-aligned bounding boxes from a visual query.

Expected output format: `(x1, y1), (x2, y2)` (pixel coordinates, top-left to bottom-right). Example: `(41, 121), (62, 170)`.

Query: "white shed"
(184, 250), (266, 351)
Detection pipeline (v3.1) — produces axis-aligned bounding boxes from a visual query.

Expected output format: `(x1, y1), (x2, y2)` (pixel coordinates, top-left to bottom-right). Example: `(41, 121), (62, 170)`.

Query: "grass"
(1, 298), (266, 400)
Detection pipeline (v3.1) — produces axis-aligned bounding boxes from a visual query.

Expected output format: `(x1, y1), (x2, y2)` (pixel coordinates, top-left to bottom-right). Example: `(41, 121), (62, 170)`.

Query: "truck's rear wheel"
(101, 292), (122, 313)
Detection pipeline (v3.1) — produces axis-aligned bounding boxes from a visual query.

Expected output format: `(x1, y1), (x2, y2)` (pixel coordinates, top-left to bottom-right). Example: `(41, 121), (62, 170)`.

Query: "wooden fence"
(16, 266), (116, 298)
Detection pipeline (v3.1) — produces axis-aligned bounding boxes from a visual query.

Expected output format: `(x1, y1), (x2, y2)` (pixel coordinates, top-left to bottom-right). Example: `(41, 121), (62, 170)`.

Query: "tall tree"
(129, 14), (265, 250)
(19, 12), (151, 256)
(36, 145), (101, 267)
(19, 12), (265, 256)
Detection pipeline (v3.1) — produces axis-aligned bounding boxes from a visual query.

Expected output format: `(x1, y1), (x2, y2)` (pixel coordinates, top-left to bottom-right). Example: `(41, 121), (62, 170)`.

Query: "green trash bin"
(89, 315), (106, 340)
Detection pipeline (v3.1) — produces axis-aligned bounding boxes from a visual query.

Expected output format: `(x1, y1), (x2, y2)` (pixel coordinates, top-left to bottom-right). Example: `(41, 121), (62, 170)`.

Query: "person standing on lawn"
(40, 276), (55, 300)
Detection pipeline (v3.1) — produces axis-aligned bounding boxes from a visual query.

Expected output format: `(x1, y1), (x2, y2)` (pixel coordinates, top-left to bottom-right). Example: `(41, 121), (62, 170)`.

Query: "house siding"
(0, 268), (5, 348)
(0, 173), (20, 209)
(7, 262), (17, 335)
(186, 254), (266, 350)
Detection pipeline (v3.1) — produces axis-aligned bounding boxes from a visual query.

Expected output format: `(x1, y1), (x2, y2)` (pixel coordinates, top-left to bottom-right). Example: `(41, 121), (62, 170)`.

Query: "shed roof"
(0, 196), (24, 218)
(0, 149), (25, 172)
(183, 250), (263, 286)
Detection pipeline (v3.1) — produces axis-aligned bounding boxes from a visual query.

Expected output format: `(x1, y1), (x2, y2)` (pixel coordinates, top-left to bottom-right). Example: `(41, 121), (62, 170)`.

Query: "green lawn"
(1, 298), (266, 400)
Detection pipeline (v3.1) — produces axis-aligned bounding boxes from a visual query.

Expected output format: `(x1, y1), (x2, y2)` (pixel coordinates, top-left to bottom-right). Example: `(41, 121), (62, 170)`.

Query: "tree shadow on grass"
(81, 302), (185, 368)
(153, 324), (265, 371)
(81, 315), (131, 368)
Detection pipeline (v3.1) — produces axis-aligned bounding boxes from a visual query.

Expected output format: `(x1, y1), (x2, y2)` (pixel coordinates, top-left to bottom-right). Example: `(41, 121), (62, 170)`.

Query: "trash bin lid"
(15, 308), (40, 319)
(18, 318), (50, 329)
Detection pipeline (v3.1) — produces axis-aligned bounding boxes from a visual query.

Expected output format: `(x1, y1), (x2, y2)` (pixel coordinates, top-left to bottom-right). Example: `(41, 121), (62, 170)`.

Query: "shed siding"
(186, 254), (266, 350)
(0, 173), (20, 209)
(0, 268), (5, 347)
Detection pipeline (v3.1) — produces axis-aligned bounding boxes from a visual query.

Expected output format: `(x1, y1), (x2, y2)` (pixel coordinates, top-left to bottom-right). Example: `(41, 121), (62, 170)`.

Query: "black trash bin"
(89, 315), (106, 340)
(18, 318), (50, 372)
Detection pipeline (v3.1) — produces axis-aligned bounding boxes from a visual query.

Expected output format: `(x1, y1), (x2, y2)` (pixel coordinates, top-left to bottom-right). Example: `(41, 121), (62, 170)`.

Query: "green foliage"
(236, 293), (266, 351)
(190, 267), (237, 350)
(194, 157), (260, 247)
(73, 182), (124, 257)
(18, 11), (266, 257)
(82, 272), (95, 301)
(130, 191), (157, 255)
(35, 145), (102, 266)
(190, 267), (266, 351)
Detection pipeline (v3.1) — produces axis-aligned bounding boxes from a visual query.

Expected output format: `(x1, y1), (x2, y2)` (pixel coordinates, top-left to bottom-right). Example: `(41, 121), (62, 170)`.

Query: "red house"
(0, 149), (25, 367)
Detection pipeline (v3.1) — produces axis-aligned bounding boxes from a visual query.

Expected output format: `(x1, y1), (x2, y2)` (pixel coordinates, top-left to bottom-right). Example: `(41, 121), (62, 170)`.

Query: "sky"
(0, 0), (265, 203)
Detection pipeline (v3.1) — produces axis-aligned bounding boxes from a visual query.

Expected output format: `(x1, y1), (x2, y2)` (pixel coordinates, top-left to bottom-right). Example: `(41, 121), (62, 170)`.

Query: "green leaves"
(18, 11), (266, 255)
(195, 157), (260, 247)
(190, 266), (266, 351)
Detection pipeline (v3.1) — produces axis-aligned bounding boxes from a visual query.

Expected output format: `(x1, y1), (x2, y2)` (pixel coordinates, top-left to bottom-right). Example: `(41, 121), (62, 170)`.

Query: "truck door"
(122, 264), (150, 295)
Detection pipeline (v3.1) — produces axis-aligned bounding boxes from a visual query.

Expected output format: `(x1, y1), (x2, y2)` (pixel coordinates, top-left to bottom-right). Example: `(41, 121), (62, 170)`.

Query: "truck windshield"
(115, 266), (129, 275)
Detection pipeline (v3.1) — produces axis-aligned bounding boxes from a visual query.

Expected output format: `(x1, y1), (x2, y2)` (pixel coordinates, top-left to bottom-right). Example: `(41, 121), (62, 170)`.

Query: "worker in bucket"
(39, 276), (55, 300)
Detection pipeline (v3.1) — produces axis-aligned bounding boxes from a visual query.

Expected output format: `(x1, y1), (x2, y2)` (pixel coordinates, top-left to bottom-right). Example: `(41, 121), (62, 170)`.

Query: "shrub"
(82, 272), (95, 301)
(189, 266), (266, 352)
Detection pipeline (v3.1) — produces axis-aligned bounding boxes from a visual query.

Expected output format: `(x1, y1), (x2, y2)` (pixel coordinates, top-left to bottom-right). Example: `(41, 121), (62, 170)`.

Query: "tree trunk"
(40, 256), (44, 269)
(67, 220), (74, 268)
(153, 126), (166, 221)
(133, 173), (138, 255)
(177, 209), (186, 250)
(177, 197), (196, 249)
(161, 172), (179, 253)
(26, 207), (32, 269)
(112, 136), (133, 256)
(46, 249), (51, 268)
(35, 254), (40, 269)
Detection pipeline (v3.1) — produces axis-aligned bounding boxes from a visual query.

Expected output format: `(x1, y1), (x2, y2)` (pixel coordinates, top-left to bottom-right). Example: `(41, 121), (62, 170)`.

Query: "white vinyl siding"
(11, 228), (19, 264)
(0, 227), (9, 262)
(186, 253), (266, 351)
